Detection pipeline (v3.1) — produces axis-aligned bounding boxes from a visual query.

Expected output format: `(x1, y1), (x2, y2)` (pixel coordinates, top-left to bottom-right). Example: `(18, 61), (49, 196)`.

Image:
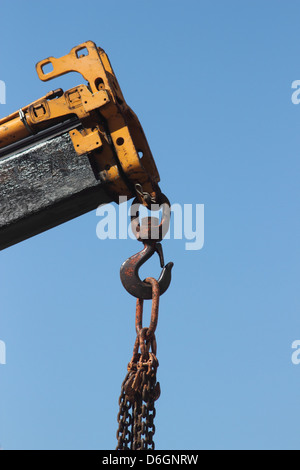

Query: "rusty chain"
(116, 278), (161, 450)
(117, 195), (173, 451)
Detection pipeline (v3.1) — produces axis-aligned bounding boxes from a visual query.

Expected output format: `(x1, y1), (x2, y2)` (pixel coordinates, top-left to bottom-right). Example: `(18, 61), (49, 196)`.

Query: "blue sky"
(0, 0), (300, 450)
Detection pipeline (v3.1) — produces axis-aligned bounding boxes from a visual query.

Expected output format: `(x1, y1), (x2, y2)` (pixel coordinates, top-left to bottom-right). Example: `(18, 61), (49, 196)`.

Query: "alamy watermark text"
(0, 340), (6, 365)
(291, 340), (300, 365)
(96, 197), (204, 251)
(0, 80), (6, 104)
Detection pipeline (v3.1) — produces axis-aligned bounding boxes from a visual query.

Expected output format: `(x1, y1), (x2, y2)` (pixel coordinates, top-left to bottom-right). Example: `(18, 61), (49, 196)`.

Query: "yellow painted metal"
(0, 41), (161, 203)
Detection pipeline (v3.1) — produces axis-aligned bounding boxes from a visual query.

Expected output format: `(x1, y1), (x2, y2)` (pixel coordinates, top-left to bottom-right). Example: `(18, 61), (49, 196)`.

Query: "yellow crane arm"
(0, 41), (160, 204)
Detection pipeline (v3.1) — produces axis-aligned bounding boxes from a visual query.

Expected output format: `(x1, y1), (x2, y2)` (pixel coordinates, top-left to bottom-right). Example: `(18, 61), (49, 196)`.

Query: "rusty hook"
(120, 193), (174, 299)
(120, 242), (174, 300)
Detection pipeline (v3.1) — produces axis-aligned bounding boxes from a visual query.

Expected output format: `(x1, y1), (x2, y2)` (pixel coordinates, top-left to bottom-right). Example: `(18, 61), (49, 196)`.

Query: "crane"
(0, 41), (162, 250)
(0, 41), (173, 450)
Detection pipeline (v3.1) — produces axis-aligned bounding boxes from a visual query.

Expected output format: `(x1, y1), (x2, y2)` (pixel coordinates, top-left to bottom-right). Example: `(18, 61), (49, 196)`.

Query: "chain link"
(116, 372), (134, 450)
(116, 278), (161, 450)
(116, 354), (160, 450)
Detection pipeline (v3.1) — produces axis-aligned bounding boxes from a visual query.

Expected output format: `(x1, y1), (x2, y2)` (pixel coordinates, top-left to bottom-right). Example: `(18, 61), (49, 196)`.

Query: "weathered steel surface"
(0, 132), (111, 250)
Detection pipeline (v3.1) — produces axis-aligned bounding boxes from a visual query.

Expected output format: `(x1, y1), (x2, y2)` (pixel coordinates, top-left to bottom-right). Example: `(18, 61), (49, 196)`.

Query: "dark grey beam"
(0, 132), (112, 250)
